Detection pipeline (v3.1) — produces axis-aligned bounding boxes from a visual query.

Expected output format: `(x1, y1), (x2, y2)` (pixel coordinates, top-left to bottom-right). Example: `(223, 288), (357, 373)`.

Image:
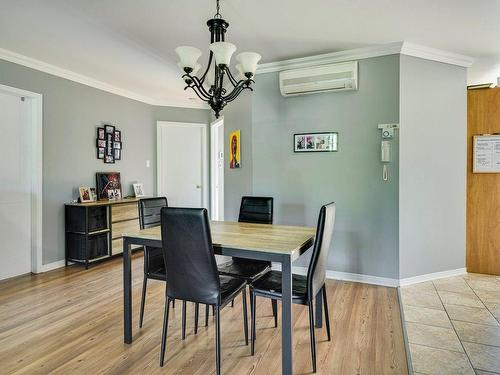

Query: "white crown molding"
(0, 47), (208, 110)
(400, 43), (474, 68)
(256, 41), (474, 74)
(399, 268), (467, 286)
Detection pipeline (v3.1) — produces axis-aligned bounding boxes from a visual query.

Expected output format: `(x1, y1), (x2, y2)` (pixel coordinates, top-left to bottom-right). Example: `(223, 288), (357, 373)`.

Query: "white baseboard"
(326, 270), (399, 287)
(271, 264), (399, 288)
(399, 268), (466, 286)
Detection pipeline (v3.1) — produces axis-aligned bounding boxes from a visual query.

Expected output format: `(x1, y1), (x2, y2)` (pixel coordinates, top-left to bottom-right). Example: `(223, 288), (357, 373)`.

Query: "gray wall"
(0, 59), (208, 265)
(399, 55), (467, 279)
(221, 92), (254, 220)
(222, 55), (401, 279)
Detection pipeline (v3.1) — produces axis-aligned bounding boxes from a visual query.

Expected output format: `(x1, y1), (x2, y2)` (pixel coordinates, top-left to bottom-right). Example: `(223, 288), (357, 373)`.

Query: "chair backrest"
(160, 207), (221, 305)
(238, 196), (273, 224)
(307, 202), (336, 298)
(139, 197), (168, 229)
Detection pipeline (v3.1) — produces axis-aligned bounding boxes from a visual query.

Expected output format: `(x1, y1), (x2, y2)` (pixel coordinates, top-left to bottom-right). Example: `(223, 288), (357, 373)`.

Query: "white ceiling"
(0, 0), (499, 106)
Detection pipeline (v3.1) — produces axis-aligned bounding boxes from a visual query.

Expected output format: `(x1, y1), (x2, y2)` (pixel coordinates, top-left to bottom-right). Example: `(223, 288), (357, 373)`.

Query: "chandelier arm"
(225, 68), (239, 87)
(226, 86), (253, 103)
(188, 75), (213, 99)
(186, 84), (210, 102)
(199, 51), (214, 84)
(223, 81), (247, 102)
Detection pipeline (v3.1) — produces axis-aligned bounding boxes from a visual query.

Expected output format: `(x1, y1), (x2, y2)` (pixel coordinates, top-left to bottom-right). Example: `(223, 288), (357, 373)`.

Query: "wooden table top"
(123, 221), (316, 256)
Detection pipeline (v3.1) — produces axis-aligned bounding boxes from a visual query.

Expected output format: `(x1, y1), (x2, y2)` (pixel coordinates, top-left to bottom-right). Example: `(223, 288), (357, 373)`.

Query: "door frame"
(156, 121), (209, 208)
(0, 84), (43, 274)
(210, 117), (225, 220)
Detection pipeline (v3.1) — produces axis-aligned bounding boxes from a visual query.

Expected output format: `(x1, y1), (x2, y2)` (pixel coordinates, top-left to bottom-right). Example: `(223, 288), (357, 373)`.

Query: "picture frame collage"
(96, 125), (122, 163)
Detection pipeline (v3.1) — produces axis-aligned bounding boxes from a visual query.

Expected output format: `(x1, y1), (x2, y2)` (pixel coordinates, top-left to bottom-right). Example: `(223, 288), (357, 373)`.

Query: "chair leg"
(323, 286), (331, 341)
(182, 300), (187, 340)
(194, 303), (199, 334)
(159, 298), (171, 367)
(271, 299), (278, 328)
(139, 276), (148, 328)
(172, 299), (175, 308)
(215, 306), (221, 375)
(251, 291), (257, 356)
(231, 299), (234, 307)
(242, 288), (248, 345)
(212, 305), (215, 316)
(205, 304), (210, 327)
(308, 301), (317, 373)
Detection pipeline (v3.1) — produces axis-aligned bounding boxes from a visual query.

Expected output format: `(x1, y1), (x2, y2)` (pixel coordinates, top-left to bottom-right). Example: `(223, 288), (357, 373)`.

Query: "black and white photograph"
(105, 124), (115, 134)
(97, 127), (105, 140)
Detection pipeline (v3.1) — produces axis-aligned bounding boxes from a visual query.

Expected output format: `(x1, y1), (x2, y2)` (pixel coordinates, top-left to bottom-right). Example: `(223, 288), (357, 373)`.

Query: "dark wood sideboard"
(65, 198), (143, 268)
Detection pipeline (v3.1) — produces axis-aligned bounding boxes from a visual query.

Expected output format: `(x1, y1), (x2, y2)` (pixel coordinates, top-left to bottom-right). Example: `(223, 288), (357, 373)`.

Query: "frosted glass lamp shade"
(175, 46), (202, 70)
(178, 62), (201, 75)
(209, 42), (236, 66)
(235, 64), (245, 80)
(236, 52), (261, 75)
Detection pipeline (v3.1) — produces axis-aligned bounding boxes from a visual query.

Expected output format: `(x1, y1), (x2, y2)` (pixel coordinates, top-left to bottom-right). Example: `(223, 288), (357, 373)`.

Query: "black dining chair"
(138, 197), (171, 328)
(217, 196), (278, 325)
(159, 207), (249, 375)
(249, 202), (335, 373)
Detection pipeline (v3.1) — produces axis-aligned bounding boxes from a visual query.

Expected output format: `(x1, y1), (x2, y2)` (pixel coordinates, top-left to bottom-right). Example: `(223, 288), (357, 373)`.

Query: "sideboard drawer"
(112, 218), (140, 240)
(112, 203), (139, 222)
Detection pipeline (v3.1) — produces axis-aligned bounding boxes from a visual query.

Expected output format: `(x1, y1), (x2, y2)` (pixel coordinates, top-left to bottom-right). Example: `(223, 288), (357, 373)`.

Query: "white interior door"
(210, 118), (224, 220)
(0, 92), (32, 280)
(157, 122), (208, 208)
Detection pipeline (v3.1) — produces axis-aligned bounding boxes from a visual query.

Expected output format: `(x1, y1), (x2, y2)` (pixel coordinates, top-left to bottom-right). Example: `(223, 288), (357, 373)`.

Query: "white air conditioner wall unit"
(279, 61), (358, 97)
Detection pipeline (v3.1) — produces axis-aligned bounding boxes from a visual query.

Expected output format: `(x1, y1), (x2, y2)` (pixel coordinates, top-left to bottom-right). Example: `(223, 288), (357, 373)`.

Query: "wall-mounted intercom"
(378, 123), (399, 181)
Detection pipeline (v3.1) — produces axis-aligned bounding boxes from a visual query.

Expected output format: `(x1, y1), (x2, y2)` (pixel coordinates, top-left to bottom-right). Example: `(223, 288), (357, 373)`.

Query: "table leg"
(281, 256), (293, 375)
(123, 238), (132, 344)
(315, 289), (323, 328)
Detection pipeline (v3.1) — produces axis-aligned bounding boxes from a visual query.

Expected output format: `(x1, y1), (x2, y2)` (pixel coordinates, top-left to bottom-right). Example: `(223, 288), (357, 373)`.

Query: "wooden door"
(467, 88), (500, 274)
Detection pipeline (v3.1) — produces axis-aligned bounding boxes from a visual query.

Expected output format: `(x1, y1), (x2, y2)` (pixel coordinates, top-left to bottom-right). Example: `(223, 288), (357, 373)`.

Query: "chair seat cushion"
(217, 259), (271, 282)
(250, 270), (309, 304)
(220, 275), (247, 306)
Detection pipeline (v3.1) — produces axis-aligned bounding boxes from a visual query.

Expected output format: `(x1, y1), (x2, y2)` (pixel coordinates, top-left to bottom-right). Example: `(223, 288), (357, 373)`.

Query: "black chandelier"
(175, 0), (261, 118)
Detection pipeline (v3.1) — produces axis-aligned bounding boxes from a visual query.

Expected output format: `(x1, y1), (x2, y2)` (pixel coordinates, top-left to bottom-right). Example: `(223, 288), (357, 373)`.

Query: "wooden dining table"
(122, 220), (318, 375)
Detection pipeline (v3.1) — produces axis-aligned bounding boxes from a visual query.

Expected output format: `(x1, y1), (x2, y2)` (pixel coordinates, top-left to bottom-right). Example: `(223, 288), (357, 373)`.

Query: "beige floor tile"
(406, 322), (463, 352)
(463, 341), (500, 373)
(464, 273), (498, 281)
(409, 343), (474, 375)
(475, 370), (500, 375)
(484, 301), (500, 320)
(434, 277), (475, 295)
(453, 320), (500, 347)
(476, 289), (500, 304)
(438, 290), (484, 308)
(401, 289), (444, 310)
(402, 281), (436, 293)
(404, 305), (452, 328)
(445, 304), (499, 326)
(466, 278), (500, 292)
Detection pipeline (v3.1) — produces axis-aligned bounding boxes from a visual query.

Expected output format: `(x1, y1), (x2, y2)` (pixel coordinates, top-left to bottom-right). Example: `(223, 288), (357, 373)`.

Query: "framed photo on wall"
(105, 124), (115, 134)
(229, 130), (241, 169)
(293, 132), (338, 152)
(97, 127), (105, 140)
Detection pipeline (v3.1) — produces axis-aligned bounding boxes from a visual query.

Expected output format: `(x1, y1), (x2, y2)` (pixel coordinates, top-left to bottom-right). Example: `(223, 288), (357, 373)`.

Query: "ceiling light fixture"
(175, 0), (261, 118)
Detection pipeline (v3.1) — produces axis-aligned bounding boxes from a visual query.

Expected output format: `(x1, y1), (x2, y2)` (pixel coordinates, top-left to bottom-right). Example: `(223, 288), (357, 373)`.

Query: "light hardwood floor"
(0, 254), (408, 374)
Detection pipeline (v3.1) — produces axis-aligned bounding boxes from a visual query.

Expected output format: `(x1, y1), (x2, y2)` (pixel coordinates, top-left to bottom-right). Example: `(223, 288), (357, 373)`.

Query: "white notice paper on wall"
(473, 135), (500, 173)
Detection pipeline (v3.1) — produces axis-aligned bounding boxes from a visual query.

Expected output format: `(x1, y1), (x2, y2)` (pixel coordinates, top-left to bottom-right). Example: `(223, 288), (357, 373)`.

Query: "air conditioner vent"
(279, 61), (358, 97)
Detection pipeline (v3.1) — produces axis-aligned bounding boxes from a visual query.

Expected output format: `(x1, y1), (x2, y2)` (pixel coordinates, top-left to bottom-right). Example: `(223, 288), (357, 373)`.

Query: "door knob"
(196, 185), (201, 189)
